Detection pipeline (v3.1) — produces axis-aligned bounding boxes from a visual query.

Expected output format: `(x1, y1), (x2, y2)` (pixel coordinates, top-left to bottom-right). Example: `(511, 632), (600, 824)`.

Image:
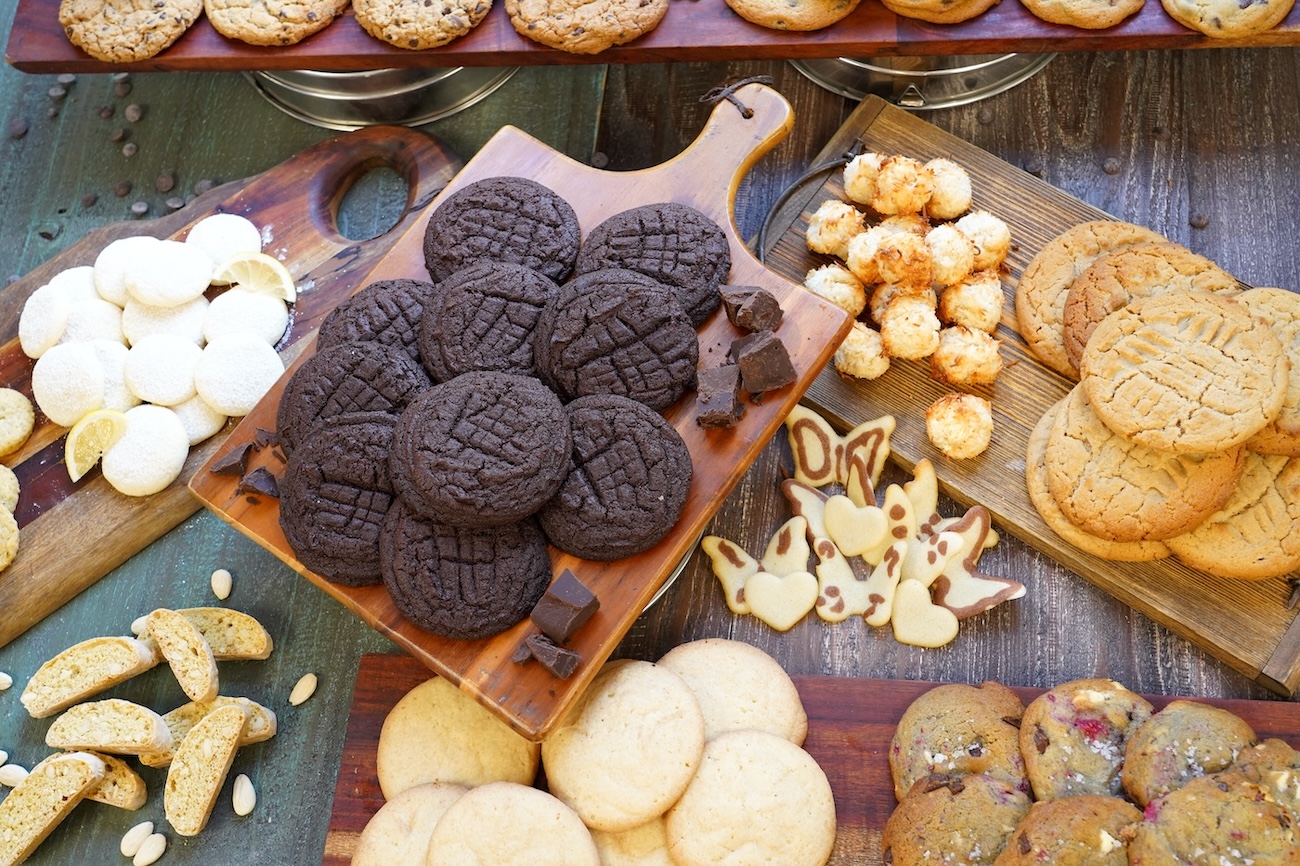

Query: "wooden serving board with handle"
(322, 652), (1300, 865)
(762, 96), (1300, 697)
(0, 125), (463, 650)
(189, 83), (854, 742)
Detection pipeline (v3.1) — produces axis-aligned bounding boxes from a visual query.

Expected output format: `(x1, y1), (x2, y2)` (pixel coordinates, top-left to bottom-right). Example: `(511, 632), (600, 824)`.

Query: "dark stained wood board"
(322, 653), (1300, 866)
(188, 84), (854, 742)
(8, 0), (1300, 74)
(0, 126), (463, 650)
(761, 95), (1300, 697)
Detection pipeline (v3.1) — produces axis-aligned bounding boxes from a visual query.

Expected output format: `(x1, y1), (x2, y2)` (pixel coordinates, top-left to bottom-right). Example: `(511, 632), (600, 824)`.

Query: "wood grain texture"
(761, 96), (1300, 695)
(0, 126), (463, 649)
(189, 84), (853, 741)
(324, 652), (1300, 866)
(8, 0), (1300, 73)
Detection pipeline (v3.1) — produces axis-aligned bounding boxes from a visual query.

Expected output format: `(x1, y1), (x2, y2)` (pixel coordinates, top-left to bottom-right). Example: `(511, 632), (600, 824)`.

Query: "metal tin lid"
(790, 54), (1055, 110)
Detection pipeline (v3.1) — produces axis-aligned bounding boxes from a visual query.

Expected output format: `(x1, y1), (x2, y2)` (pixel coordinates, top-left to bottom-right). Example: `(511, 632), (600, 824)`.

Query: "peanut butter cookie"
(1239, 287), (1300, 456)
(205, 0), (348, 46)
(60, 0), (202, 61)
(354, 0), (490, 49)
(506, 0), (668, 53)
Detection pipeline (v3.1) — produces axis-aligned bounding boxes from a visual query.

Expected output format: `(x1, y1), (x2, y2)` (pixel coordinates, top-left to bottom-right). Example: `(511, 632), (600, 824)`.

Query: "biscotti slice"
(137, 607), (274, 661)
(45, 698), (172, 756)
(164, 703), (250, 836)
(20, 635), (160, 718)
(32, 751), (146, 811)
(144, 608), (220, 702)
(140, 696), (278, 769)
(0, 750), (105, 866)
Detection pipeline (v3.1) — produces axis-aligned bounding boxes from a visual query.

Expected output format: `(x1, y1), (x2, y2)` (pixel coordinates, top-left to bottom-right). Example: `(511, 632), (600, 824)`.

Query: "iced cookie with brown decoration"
(1160, 0), (1294, 36)
(1121, 699), (1257, 807)
(355, 0), (490, 48)
(993, 795), (1142, 866)
(506, 0), (668, 53)
(1019, 678), (1154, 801)
(60, 0), (202, 61)
(205, 0), (348, 45)
(1015, 220), (1166, 379)
(883, 773), (1031, 866)
(1081, 290), (1288, 454)
(1239, 287), (1300, 456)
(890, 681), (1028, 801)
(724, 0), (861, 29)
(1018, 0), (1144, 27)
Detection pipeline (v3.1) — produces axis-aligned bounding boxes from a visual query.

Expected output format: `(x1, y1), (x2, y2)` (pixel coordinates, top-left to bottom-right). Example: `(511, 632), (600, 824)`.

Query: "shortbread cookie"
(1045, 384), (1242, 542)
(1015, 220), (1165, 378)
(543, 660), (705, 833)
(1160, 0), (1295, 36)
(665, 729), (836, 866)
(376, 676), (539, 799)
(1164, 451), (1300, 580)
(45, 698), (172, 756)
(657, 638), (808, 745)
(1061, 241), (1239, 371)
(426, 782), (600, 865)
(0, 751), (105, 866)
(881, 0), (1000, 25)
(1239, 287), (1300, 456)
(1018, 0), (1143, 27)
(101, 404), (190, 497)
(164, 703), (249, 836)
(140, 696), (277, 769)
(59, 0), (202, 61)
(0, 508), (18, 574)
(144, 608), (220, 703)
(883, 773), (1031, 866)
(0, 464), (19, 513)
(1083, 291), (1288, 453)
(352, 782), (469, 866)
(1121, 699), (1257, 807)
(724, 0), (861, 28)
(889, 681), (1028, 802)
(356, 0), (490, 48)
(994, 795), (1142, 866)
(1019, 678), (1154, 800)
(1025, 400), (1172, 561)
(21, 635), (160, 719)
(590, 817), (673, 866)
(506, 0), (668, 52)
(205, 0), (348, 45)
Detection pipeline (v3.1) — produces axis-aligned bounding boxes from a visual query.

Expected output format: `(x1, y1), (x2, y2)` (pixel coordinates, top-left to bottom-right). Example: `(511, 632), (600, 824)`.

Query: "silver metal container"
(244, 66), (519, 130)
(790, 54), (1054, 109)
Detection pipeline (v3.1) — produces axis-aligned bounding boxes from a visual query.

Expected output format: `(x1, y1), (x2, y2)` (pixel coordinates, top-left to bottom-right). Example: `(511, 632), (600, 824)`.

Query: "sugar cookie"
(94, 235), (161, 306)
(352, 782), (468, 866)
(0, 388), (36, 457)
(203, 288), (289, 345)
(590, 817), (672, 866)
(124, 334), (203, 407)
(101, 404), (190, 496)
(192, 333), (285, 417)
(32, 342), (105, 427)
(426, 782), (599, 865)
(122, 296), (209, 346)
(124, 239), (213, 308)
(185, 214), (262, 281)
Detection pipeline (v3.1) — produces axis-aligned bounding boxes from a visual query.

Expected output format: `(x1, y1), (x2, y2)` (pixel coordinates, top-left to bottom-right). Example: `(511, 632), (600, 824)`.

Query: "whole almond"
(120, 821), (154, 857)
(289, 673), (317, 706)
(211, 568), (233, 600)
(0, 749), (7, 766)
(133, 832), (167, 866)
(131, 615), (148, 636)
(232, 773), (256, 816)
(0, 670), (12, 690)
(0, 763), (29, 786)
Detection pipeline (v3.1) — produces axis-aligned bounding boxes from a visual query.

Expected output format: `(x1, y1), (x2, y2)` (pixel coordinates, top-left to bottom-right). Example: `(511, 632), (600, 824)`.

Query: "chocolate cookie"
(539, 394), (693, 561)
(316, 278), (441, 365)
(533, 268), (699, 411)
(576, 203), (731, 327)
(380, 499), (551, 640)
(275, 342), (432, 456)
(422, 177), (581, 284)
(278, 412), (397, 587)
(418, 261), (559, 382)
(388, 371), (571, 528)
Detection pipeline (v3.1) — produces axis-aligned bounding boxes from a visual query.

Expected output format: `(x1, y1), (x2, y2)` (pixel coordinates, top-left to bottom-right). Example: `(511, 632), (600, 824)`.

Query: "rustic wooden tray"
(760, 95), (1300, 697)
(188, 84), (853, 741)
(7, 0), (1300, 74)
(0, 125), (461, 650)
(321, 652), (1300, 865)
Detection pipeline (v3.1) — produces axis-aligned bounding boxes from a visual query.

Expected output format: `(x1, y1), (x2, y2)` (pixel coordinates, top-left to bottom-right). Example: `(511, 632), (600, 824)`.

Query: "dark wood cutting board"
(189, 83), (854, 742)
(322, 653), (1300, 866)
(0, 125), (463, 650)
(760, 95), (1300, 697)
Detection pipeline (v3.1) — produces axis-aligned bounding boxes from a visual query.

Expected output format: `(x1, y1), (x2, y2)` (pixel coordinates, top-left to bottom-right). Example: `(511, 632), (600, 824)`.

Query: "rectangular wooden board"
(322, 653), (1300, 866)
(189, 84), (853, 742)
(8, 0), (1300, 74)
(761, 96), (1300, 696)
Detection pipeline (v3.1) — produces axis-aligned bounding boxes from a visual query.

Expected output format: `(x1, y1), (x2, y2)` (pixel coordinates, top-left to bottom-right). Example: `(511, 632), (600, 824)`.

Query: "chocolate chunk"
(235, 467), (279, 498)
(252, 427), (278, 450)
(209, 442), (251, 476)
(530, 568), (599, 643)
(732, 330), (796, 397)
(720, 285), (783, 332)
(510, 641), (533, 664)
(524, 634), (582, 679)
(696, 364), (745, 429)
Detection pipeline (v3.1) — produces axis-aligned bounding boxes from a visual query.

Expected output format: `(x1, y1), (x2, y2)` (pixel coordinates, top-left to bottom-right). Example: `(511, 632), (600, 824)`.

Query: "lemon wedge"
(65, 408), (129, 483)
(211, 252), (296, 303)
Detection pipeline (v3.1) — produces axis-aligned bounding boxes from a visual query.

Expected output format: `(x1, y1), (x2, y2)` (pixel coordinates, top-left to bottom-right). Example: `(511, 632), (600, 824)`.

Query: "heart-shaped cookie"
(890, 578), (959, 648)
(743, 570), (818, 632)
(701, 535), (758, 615)
(823, 495), (888, 559)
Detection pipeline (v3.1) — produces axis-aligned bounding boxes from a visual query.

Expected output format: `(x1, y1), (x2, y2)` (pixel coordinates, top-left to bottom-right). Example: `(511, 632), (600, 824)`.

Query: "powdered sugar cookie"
(59, 296), (124, 347)
(170, 394), (227, 446)
(32, 342), (105, 427)
(124, 334), (203, 407)
(185, 214), (261, 282)
(125, 239), (213, 308)
(122, 296), (209, 346)
(192, 333), (285, 417)
(18, 281), (71, 359)
(101, 404), (190, 496)
(94, 235), (161, 306)
(89, 339), (141, 413)
(203, 289), (289, 346)
(0, 388), (35, 457)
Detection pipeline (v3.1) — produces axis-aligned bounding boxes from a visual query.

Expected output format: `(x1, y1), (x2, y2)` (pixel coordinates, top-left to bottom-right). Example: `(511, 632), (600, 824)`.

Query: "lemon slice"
(65, 408), (129, 483)
(211, 252), (296, 303)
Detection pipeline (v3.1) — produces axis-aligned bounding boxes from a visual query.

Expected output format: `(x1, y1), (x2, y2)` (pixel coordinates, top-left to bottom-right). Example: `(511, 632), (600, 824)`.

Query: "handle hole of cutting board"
(336, 166), (409, 242)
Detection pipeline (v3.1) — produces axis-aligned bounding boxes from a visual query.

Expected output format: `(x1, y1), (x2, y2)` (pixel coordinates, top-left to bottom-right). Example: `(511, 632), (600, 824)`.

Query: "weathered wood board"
(761, 96), (1300, 696)
(0, 126), (462, 649)
(189, 84), (853, 741)
(322, 653), (1300, 866)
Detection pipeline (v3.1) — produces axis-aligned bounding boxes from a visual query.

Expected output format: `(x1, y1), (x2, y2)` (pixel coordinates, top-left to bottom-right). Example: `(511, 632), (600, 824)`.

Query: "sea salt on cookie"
(121, 295), (210, 346)
(124, 239), (213, 308)
(170, 395), (227, 446)
(192, 333), (285, 417)
(202, 288), (289, 346)
(0, 388), (35, 457)
(426, 782), (600, 865)
(31, 341), (105, 427)
(18, 282), (71, 359)
(101, 404), (190, 497)
(124, 334), (203, 407)
(185, 214), (261, 280)
(355, 0), (492, 48)
(94, 235), (162, 306)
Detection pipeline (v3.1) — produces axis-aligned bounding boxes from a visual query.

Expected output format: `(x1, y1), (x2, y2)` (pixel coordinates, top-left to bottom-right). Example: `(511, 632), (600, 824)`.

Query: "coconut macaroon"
(845, 226), (887, 285)
(929, 326), (1003, 386)
(926, 392), (994, 459)
(834, 321), (891, 380)
(880, 294), (941, 360)
(954, 210), (1012, 272)
(871, 155), (934, 216)
(843, 151), (886, 206)
(870, 283), (936, 326)
(876, 230), (933, 291)
(803, 262), (867, 318)
(804, 199), (865, 259)
(924, 158), (973, 220)
(878, 213), (931, 237)
(938, 270), (1004, 333)
(926, 224), (977, 287)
